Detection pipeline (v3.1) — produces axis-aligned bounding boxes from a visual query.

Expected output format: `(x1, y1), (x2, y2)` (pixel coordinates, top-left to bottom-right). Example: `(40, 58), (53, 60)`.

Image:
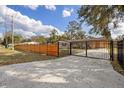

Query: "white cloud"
(111, 23), (124, 39)
(24, 5), (56, 11)
(24, 5), (39, 10)
(0, 6), (61, 38)
(15, 29), (37, 39)
(44, 5), (56, 11)
(0, 16), (4, 23)
(0, 33), (3, 38)
(62, 9), (73, 17)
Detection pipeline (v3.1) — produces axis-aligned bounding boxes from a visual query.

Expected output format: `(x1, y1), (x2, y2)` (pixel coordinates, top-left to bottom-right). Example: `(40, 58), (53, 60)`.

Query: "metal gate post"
(70, 42), (72, 55)
(86, 41), (88, 57)
(110, 40), (114, 61)
(122, 38), (124, 68)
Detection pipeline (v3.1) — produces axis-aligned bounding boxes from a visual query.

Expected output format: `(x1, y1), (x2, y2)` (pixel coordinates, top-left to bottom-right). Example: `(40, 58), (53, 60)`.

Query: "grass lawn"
(111, 61), (124, 76)
(0, 45), (57, 66)
(110, 48), (124, 76)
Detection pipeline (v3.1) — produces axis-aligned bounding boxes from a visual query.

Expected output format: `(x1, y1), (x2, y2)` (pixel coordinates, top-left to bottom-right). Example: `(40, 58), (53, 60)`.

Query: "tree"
(2, 36), (11, 48)
(21, 39), (31, 43)
(65, 20), (85, 40)
(116, 34), (124, 40)
(2, 31), (11, 47)
(31, 36), (46, 44)
(57, 34), (68, 41)
(2, 31), (23, 47)
(14, 34), (23, 43)
(75, 30), (85, 39)
(48, 29), (59, 43)
(0, 38), (2, 44)
(78, 5), (124, 39)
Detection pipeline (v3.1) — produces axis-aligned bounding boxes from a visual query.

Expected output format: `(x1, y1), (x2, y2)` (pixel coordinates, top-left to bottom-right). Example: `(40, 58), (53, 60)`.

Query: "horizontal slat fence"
(15, 43), (58, 57)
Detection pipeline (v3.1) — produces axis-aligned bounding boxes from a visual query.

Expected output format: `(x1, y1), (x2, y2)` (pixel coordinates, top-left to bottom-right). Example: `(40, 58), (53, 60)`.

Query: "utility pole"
(6, 13), (17, 50)
(11, 15), (14, 50)
(4, 15), (8, 48)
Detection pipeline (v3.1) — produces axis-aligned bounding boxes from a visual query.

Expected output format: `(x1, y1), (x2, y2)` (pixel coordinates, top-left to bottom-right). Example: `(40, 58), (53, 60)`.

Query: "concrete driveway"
(0, 56), (124, 88)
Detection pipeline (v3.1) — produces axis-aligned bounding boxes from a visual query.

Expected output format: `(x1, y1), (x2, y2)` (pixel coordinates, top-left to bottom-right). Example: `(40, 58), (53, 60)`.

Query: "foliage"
(78, 5), (124, 39)
(111, 61), (124, 76)
(0, 38), (2, 43)
(65, 20), (85, 40)
(21, 39), (31, 43)
(48, 29), (59, 43)
(14, 34), (23, 43)
(2, 31), (23, 47)
(31, 36), (46, 44)
(116, 35), (124, 40)
(58, 34), (68, 41)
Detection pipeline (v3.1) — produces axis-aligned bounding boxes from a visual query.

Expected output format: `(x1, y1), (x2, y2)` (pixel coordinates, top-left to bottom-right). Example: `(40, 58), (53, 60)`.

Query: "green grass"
(111, 61), (124, 76)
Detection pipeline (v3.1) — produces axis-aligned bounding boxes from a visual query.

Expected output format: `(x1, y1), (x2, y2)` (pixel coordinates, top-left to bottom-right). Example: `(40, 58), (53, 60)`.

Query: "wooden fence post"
(57, 42), (59, 57)
(47, 42), (48, 56)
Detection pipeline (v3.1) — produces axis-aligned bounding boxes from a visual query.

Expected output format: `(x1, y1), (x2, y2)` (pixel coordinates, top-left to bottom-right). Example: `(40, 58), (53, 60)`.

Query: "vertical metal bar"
(117, 41), (119, 62)
(106, 40), (108, 59)
(112, 41), (114, 61)
(106, 40), (109, 59)
(104, 40), (105, 59)
(110, 40), (111, 60)
(86, 41), (87, 57)
(122, 38), (124, 68)
(105, 40), (106, 59)
(110, 40), (114, 61)
(70, 42), (72, 55)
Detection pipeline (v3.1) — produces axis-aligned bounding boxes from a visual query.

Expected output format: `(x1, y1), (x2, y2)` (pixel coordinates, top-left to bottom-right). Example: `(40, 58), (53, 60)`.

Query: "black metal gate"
(117, 40), (124, 68)
(70, 39), (111, 60)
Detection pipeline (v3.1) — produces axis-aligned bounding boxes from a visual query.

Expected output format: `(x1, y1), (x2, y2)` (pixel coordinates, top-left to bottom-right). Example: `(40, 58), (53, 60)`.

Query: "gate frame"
(68, 39), (112, 60)
(117, 39), (124, 68)
(110, 40), (114, 61)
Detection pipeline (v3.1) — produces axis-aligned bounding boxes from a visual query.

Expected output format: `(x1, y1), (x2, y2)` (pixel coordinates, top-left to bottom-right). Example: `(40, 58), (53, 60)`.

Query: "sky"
(0, 5), (82, 39)
(8, 5), (80, 31)
(0, 5), (124, 39)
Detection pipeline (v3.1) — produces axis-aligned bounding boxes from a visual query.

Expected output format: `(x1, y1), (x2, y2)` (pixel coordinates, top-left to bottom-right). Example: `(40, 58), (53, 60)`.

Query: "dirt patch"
(0, 46), (57, 66)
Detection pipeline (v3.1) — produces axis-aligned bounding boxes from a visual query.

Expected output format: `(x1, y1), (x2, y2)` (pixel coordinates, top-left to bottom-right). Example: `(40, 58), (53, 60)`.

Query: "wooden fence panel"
(47, 44), (58, 56)
(15, 43), (59, 56)
(34, 44), (36, 52)
(34, 44), (39, 53)
(30, 44), (34, 52)
(39, 44), (47, 54)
